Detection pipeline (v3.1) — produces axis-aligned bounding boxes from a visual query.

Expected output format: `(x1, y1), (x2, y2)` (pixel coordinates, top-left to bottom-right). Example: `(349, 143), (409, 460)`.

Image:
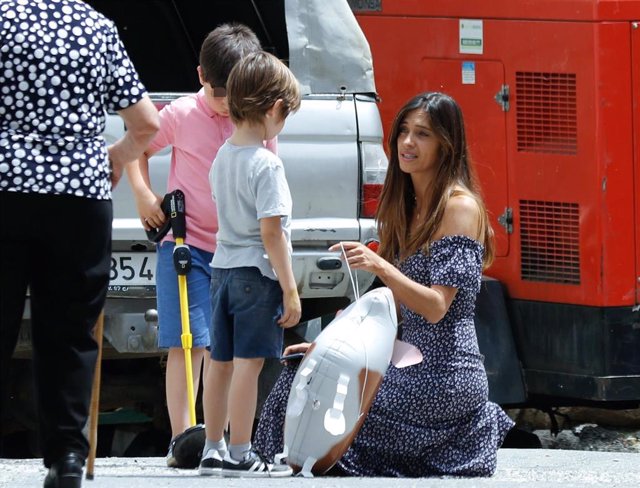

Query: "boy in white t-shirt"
(199, 51), (301, 477)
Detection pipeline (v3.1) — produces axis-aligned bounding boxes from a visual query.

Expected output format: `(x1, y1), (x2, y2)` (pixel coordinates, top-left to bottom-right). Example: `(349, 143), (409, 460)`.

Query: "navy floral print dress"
(254, 235), (514, 477)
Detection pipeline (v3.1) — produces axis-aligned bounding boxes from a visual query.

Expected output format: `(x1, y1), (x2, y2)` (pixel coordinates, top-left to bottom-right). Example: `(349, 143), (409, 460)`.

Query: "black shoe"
(43, 452), (84, 488)
(221, 449), (292, 478)
(171, 424), (206, 468)
(198, 448), (223, 476)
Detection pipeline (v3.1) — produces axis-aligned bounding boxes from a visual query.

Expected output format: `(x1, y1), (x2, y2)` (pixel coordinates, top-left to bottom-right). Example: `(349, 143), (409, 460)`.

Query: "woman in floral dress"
(254, 92), (514, 477)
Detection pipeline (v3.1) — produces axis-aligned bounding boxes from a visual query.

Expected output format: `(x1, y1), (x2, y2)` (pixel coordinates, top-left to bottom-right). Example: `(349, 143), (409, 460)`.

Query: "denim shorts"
(156, 241), (213, 349)
(209, 267), (284, 361)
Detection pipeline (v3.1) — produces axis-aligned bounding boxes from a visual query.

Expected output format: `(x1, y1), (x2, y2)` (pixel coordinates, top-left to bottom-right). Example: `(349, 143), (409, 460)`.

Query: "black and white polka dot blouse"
(0, 0), (147, 199)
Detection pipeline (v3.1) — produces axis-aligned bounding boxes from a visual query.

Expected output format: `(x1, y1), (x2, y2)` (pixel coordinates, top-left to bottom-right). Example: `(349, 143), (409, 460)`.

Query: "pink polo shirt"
(147, 89), (277, 252)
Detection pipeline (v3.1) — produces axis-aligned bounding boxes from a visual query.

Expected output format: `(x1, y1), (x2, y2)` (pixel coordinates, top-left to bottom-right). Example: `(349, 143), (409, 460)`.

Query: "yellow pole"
(175, 236), (196, 427)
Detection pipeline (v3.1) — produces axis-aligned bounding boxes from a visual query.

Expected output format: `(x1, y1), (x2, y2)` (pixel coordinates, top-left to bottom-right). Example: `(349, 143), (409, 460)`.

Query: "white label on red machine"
(462, 61), (476, 84)
(460, 19), (483, 55)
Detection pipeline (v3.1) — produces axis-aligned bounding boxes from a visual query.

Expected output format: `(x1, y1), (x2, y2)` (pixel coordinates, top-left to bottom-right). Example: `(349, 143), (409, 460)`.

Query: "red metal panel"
(356, 13), (637, 307)
(490, 20), (599, 306)
(595, 22), (635, 306)
(356, 0), (640, 21)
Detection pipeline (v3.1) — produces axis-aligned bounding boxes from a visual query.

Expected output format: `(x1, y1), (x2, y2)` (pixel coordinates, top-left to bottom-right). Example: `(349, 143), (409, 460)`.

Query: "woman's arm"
(332, 243), (454, 323)
(108, 96), (159, 188)
(332, 194), (482, 323)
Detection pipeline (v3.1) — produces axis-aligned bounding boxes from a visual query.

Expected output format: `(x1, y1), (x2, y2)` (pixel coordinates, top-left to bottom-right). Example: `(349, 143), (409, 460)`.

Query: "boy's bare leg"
(203, 359), (234, 442)
(166, 347), (207, 437)
(228, 357), (265, 445)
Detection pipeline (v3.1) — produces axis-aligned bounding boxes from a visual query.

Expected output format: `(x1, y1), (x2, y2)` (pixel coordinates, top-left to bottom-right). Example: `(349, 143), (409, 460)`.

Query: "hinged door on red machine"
(422, 59), (509, 258)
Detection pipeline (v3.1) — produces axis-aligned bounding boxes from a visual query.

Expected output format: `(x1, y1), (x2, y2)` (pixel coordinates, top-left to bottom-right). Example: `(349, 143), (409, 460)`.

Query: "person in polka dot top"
(0, 1), (159, 486)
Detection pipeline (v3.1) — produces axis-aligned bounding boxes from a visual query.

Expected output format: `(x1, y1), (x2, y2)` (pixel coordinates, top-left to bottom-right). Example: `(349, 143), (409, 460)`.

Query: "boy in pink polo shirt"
(126, 23), (274, 467)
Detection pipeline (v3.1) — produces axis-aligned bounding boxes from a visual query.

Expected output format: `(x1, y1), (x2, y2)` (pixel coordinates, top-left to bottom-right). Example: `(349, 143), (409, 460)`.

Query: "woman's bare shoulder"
(436, 192), (481, 240)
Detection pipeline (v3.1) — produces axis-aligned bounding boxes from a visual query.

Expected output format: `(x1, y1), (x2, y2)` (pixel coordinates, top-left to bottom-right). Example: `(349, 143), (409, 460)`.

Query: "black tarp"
(86, 0), (288, 92)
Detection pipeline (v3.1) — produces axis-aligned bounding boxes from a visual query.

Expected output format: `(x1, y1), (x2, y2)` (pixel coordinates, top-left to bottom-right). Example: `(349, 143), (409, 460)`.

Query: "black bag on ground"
(171, 424), (206, 469)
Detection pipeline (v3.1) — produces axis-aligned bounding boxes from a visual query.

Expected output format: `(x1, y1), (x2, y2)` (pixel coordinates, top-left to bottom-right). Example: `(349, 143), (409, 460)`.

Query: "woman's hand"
(281, 342), (311, 366)
(329, 241), (386, 275)
(282, 342), (311, 356)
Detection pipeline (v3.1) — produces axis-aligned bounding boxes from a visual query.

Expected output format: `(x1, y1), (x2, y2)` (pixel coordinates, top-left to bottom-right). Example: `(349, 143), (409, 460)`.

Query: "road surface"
(1, 449), (640, 488)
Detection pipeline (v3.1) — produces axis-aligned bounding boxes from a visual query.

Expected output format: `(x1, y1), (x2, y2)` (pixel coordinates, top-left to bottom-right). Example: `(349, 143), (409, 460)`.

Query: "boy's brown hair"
(199, 23), (261, 88)
(226, 51), (301, 125)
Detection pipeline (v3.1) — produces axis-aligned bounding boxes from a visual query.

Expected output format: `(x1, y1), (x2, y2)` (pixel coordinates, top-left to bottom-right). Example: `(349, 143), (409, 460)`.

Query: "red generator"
(353, 0), (640, 406)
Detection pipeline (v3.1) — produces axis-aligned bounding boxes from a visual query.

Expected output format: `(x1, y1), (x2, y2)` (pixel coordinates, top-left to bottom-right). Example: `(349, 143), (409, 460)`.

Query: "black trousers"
(0, 191), (111, 466)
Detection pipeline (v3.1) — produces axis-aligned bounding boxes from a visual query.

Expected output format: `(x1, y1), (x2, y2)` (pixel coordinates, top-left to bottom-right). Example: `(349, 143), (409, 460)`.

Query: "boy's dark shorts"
(209, 266), (284, 361)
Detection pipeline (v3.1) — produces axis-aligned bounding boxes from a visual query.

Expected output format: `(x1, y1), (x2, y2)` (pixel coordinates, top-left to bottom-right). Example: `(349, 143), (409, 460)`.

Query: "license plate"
(109, 252), (156, 287)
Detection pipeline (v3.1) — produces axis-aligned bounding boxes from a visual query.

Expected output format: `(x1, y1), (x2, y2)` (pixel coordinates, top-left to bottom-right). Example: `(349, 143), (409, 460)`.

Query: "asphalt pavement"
(1, 449), (640, 488)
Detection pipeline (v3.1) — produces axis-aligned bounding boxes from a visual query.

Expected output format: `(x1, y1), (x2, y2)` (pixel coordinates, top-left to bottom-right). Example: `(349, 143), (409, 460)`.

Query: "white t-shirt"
(210, 141), (292, 280)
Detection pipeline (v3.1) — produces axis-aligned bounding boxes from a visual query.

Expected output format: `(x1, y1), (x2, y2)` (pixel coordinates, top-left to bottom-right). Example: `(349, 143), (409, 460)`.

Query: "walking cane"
(86, 310), (104, 480)
(169, 190), (197, 427)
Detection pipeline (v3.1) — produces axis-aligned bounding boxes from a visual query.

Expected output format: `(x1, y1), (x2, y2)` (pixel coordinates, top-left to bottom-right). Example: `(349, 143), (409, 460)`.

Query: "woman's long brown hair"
(375, 92), (495, 268)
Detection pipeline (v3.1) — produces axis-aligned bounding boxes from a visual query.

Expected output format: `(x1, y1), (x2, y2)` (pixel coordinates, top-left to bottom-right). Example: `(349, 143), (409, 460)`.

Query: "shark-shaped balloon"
(282, 287), (398, 477)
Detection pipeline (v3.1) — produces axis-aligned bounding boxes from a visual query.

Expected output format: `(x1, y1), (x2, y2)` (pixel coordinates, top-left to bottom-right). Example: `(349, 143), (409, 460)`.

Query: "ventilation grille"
(520, 200), (580, 284)
(516, 72), (577, 155)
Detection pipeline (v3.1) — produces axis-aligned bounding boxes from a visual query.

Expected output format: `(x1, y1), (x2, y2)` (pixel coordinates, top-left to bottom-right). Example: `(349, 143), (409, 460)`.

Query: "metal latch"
(498, 207), (513, 234)
(494, 84), (510, 112)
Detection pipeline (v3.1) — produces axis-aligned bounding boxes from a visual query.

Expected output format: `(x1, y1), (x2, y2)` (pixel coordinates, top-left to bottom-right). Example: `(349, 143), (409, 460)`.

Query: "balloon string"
(340, 242), (367, 412)
(339, 242), (360, 300)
